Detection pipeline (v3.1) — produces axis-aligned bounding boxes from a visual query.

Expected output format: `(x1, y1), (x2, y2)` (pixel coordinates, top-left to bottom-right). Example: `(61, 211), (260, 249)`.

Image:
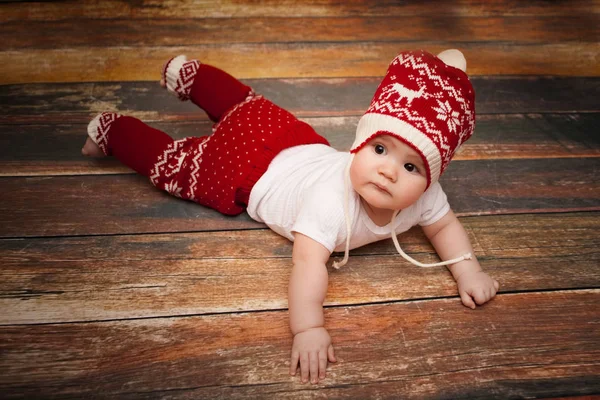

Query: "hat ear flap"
(436, 49), (467, 72)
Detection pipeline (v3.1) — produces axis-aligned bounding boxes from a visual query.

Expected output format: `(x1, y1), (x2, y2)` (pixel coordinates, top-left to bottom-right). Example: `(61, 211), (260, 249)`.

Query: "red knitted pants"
(89, 63), (329, 215)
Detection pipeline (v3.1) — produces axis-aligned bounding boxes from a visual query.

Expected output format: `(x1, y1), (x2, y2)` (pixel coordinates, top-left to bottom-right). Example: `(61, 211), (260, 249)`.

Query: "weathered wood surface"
(3, 16), (597, 49)
(1, 213), (598, 325)
(1, 158), (598, 238)
(2, 0), (599, 21)
(3, 77), (600, 123)
(1, 0), (599, 398)
(1, 77), (599, 176)
(1, 291), (598, 399)
(2, 113), (599, 176)
(4, 42), (600, 84)
(2, 1), (598, 83)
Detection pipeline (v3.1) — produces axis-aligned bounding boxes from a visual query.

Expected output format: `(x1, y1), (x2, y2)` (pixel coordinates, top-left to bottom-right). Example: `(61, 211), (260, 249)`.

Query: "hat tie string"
(390, 210), (472, 267)
(332, 155), (354, 269)
(332, 156), (471, 269)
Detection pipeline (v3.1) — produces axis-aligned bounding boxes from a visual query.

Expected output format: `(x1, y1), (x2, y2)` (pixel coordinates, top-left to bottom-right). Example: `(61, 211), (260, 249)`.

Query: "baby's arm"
(422, 209), (499, 309)
(288, 233), (336, 384)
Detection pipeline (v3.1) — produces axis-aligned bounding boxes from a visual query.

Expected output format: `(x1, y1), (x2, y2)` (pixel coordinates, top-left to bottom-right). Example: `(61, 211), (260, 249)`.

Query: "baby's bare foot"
(81, 137), (105, 158)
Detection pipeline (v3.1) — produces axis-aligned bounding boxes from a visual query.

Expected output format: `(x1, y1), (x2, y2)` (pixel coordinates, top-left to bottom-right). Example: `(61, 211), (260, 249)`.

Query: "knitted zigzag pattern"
(87, 112), (122, 155)
(163, 55), (200, 101)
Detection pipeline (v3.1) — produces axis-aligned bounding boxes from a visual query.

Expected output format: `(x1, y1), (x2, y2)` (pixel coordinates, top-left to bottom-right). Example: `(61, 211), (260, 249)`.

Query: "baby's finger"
(290, 350), (299, 376)
(474, 288), (488, 305)
(494, 280), (500, 290)
(310, 352), (319, 384)
(328, 345), (337, 363)
(460, 291), (476, 309)
(318, 350), (328, 380)
(300, 353), (309, 383)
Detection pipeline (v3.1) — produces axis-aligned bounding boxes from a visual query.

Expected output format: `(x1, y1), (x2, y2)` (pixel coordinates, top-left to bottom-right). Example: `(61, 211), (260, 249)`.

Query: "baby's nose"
(380, 165), (397, 182)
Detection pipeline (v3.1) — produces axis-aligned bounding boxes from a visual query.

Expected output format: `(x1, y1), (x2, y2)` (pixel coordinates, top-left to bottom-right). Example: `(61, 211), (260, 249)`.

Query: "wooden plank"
(1, 158), (598, 238)
(3, 16), (597, 50)
(1, 290), (598, 398)
(3, 78), (599, 125)
(456, 114), (600, 161)
(1, 212), (598, 324)
(2, 42), (599, 85)
(0, 173), (262, 238)
(2, 113), (599, 177)
(443, 158), (600, 215)
(2, 0), (599, 21)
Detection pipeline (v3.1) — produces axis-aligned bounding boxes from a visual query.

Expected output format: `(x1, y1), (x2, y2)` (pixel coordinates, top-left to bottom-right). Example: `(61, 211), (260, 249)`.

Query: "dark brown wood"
(3, 16), (597, 50)
(3, 78), (599, 124)
(0, 158), (598, 238)
(2, 113), (599, 176)
(0, 173), (261, 238)
(2, 77), (599, 177)
(2, 0), (599, 21)
(1, 212), (598, 324)
(441, 157), (600, 215)
(3, 42), (600, 85)
(1, 291), (598, 399)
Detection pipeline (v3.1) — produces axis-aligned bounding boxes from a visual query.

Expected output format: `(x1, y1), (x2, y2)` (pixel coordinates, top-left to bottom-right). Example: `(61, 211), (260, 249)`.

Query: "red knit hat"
(350, 49), (475, 187)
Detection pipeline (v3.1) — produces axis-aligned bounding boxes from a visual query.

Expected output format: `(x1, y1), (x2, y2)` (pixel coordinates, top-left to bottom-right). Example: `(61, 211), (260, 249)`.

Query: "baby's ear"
(437, 49), (467, 72)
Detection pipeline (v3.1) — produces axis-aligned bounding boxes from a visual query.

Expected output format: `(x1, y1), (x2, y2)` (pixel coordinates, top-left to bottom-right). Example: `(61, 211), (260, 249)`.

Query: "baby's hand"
(456, 270), (500, 309)
(290, 327), (336, 384)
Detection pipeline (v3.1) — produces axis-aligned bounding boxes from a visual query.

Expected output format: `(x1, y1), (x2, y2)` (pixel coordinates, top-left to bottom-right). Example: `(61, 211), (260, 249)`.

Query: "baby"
(82, 49), (499, 384)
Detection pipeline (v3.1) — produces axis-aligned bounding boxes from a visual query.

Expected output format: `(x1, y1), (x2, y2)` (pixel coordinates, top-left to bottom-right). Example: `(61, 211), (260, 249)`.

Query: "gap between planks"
(0, 290), (598, 399)
(2, 212), (598, 325)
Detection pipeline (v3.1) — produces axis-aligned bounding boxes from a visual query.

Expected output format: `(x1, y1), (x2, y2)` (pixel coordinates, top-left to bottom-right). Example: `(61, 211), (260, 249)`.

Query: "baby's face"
(350, 135), (428, 215)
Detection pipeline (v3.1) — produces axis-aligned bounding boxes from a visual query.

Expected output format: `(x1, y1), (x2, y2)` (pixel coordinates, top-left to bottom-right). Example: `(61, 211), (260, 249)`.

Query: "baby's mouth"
(372, 182), (391, 195)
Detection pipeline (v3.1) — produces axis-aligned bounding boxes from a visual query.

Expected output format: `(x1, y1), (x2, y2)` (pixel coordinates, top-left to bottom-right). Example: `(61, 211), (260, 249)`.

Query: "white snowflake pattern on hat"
(351, 50), (475, 187)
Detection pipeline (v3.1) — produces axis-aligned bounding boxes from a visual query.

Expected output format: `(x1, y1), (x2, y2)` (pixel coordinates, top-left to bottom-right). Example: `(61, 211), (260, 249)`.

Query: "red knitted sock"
(87, 112), (122, 156)
(162, 55), (253, 122)
(162, 55), (200, 101)
(87, 112), (175, 177)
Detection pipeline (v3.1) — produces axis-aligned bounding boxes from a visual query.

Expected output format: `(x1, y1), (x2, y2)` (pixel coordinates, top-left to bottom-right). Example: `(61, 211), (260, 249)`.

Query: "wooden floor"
(1, 1), (599, 398)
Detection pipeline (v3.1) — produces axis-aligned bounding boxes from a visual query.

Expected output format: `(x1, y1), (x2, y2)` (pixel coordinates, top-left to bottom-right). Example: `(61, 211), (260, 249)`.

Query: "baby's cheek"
(348, 161), (362, 188)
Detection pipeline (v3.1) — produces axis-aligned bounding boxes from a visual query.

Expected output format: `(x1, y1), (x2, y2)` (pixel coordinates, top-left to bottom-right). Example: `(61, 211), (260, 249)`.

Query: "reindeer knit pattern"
(351, 50), (475, 187)
(87, 60), (329, 215)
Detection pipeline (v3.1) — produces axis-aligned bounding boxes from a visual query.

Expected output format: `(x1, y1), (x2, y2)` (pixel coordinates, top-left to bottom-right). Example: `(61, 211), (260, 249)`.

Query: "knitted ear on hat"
(351, 50), (475, 187)
(436, 49), (467, 72)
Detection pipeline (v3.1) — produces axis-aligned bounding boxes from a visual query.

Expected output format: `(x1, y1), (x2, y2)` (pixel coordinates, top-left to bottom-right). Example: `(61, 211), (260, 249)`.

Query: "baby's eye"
(404, 163), (418, 173)
(374, 144), (386, 155)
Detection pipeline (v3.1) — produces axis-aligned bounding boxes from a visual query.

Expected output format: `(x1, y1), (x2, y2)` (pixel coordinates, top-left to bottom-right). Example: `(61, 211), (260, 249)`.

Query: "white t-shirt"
(247, 144), (450, 253)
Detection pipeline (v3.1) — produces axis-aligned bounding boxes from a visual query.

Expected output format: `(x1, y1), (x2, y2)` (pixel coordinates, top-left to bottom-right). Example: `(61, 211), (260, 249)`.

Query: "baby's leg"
(85, 112), (175, 177)
(85, 112), (210, 201)
(161, 55), (253, 122)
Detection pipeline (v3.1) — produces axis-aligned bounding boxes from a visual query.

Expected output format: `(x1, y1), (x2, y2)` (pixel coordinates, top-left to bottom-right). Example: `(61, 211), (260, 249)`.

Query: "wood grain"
(2, 113), (599, 176)
(0, 158), (598, 238)
(2, 78), (599, 124)
(0, 173), (261, 238)
(1, 290), (598, 398)
(3, 16), (597, 50)
(3, 42), (599, 85)
(442, 157), (600, 214)
(2, 77), (598, 176)
(1, 212), (598, 324)
(1, 1), (598, 398)
(2, 0), (599, 21)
